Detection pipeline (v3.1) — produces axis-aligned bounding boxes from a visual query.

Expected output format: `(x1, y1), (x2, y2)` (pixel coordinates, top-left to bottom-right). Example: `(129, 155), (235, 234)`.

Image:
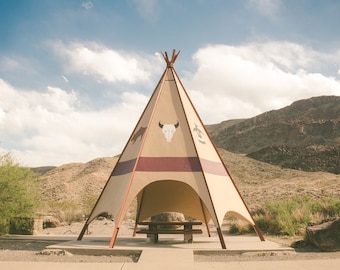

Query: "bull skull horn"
(158, 121), (164, 128)
(174, 121), (179, 128)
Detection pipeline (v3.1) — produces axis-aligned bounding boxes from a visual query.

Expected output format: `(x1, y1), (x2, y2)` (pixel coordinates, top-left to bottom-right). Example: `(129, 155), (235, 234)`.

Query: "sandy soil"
(0, 219), (339, 263)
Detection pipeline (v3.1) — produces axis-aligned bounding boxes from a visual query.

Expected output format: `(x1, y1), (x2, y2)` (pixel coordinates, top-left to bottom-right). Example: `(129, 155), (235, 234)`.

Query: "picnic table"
(135, 221), (203, 243)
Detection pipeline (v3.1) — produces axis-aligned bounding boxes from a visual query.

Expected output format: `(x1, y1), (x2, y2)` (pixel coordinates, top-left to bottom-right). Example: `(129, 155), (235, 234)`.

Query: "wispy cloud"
(51, 41), (162, 84)
(0, 79), (148, 166)
(61, 75), (69, 83)
(246, 0), (281, 18)
(184, 42), (340, 123)
(81, 1), (93, 10)
(132, 0), (160, 22)
(1, 41), (340, 166)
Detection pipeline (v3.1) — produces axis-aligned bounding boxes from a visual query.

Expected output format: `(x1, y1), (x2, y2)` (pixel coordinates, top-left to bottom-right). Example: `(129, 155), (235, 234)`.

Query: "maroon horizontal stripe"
(136, 157), (201, 172)
(111, 157), (228, 176)
(199, 158), (228, 176)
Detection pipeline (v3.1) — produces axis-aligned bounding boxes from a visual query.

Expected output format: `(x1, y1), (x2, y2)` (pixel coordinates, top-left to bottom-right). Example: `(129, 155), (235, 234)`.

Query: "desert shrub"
(229, 223), (240, 234)
(0, 153), (40, 234)
(81, 194), (98, 217)
(303, 197), (340, 219)
(255, 196), (340, 236)
(228, 221), (254, 234)
(43, 193), (100, 225)
(260, 198), (311, 235)
(224, 215), (255, 235)
(46, 200), (83, 224)
(9, 217), (34, 235)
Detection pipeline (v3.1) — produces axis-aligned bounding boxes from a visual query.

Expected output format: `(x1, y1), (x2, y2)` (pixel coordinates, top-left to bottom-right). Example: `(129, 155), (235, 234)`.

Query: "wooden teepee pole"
(161, 50), (181, 67)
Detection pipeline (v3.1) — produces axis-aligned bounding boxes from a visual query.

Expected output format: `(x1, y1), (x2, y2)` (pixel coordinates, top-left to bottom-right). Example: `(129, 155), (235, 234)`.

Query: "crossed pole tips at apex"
(161, 49), (181, 67)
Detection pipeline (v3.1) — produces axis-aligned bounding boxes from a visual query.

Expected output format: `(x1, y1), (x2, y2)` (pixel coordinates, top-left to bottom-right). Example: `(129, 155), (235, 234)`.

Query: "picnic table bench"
(136, 221), (203, 243)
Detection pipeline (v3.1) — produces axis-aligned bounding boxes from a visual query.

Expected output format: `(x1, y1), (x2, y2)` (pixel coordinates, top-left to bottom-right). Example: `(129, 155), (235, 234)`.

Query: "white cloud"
(0, 79), (148, 166)
(0, 56), (32, 73)
(1, 41), (340, 166)
(183, 42), (340, 123)
(81, 1), (93, 10)
(51, 41), (162, 84)
(0, 57), (21, 71)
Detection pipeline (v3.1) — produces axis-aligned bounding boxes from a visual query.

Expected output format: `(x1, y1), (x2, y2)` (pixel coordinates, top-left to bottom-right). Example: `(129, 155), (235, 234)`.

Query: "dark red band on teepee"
(112, 157), (228, 176)
(136, 157), (201, 172)
(199, 158), (228, 176)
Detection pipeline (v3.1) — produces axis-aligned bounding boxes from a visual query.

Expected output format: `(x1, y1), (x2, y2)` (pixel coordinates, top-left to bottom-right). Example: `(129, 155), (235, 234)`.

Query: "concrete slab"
(48, 235), (293, 252)
(45, 234), (294, 264)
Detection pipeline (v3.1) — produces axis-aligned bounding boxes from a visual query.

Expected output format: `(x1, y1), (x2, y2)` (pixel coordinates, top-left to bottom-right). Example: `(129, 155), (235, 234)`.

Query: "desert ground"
(0, 219), (339, 263)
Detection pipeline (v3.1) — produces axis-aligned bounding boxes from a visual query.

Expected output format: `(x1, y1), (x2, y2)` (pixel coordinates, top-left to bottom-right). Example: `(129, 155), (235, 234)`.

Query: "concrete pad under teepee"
(48, 235), (293, 255)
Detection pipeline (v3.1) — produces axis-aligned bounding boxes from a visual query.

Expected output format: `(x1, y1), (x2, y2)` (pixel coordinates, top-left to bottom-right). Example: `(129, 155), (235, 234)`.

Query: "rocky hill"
(208, 96), (340, 174)
(39, 157), (117, 204)
(38, 149), (339, 210)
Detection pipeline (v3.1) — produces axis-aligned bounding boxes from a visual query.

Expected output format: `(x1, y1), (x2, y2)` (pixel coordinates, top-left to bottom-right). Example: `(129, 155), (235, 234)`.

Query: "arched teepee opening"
(133, 179), (212, 238)
(135, 180), (211, 223)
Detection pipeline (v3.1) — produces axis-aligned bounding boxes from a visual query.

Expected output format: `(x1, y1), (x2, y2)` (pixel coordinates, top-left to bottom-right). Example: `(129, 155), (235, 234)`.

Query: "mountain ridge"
(208, 96), (340, 174)
(38, 149), (339, 210)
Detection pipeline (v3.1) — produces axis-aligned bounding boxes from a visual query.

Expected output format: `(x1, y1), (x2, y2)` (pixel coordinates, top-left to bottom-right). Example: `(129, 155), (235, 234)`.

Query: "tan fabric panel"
(118, 70), (166, 162)
(86, 173), (133, 223)
(174, 71), (221, 162)
(173, 70), (255, 226)
(141, 70), (197, 157)
(204, 174), (254, 225)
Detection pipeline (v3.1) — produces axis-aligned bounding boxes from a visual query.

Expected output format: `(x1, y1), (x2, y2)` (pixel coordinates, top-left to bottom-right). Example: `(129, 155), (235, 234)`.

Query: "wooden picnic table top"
(137, 221), (202, 226)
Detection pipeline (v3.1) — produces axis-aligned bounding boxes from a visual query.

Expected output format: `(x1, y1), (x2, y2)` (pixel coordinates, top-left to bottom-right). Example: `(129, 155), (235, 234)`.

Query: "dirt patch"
(0, 238), (139, 263)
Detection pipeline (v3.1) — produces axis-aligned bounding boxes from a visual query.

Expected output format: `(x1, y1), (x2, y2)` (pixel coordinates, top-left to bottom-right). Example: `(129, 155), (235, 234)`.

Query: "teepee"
(78, 50), (264, 249)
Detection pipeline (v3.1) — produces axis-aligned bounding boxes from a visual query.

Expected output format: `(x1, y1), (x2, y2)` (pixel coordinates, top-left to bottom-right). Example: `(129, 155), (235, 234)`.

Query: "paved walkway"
(1, 258), (339, 270)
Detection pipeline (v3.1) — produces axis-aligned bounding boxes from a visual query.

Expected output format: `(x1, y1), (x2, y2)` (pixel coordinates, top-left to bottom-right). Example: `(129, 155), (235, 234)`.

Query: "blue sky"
(1, 0), (340, 166)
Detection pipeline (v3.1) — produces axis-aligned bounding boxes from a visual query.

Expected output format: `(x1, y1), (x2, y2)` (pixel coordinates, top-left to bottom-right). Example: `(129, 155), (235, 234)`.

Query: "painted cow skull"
(158, 121), (179, 142)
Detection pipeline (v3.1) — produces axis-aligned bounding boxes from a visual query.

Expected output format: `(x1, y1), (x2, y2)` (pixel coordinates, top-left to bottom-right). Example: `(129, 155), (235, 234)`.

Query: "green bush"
(229, 223), (240, 234)
(9, 217), (34, 235)
(226, 215), (255, 235)
(0, 153), (41, 234)
(255, 196), (340, 236)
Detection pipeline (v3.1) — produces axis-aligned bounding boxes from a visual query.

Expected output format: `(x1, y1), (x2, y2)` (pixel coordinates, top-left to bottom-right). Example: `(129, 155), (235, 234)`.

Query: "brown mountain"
(40, 157), (117, 202)
(39, 150), (339, 209)
(208, 96), (340, 174)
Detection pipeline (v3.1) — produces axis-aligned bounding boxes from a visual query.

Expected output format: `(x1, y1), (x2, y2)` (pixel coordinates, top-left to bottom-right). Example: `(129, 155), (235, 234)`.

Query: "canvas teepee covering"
(78, 50), (264, 249)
